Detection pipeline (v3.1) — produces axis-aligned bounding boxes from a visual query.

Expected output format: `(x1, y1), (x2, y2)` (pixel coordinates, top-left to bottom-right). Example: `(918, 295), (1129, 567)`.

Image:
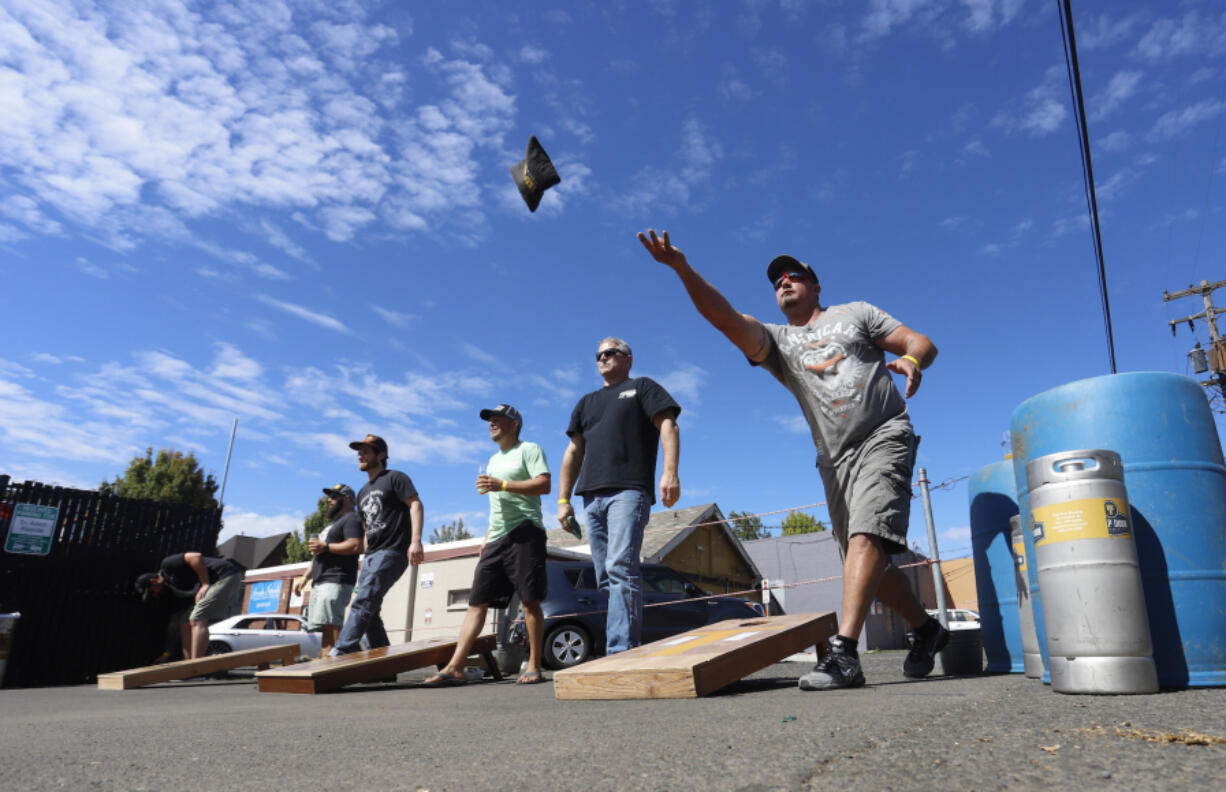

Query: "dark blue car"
(515, 560), (765, 669)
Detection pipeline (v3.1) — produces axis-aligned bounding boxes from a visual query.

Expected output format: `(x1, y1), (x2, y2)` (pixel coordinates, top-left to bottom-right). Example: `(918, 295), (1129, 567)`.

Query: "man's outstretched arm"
(638, 229), (772, 363)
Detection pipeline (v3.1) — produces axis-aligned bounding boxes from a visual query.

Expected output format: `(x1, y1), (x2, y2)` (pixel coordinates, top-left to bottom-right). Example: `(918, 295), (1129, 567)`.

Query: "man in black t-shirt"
(292, 483), (364, 655)
(330, 434), (425, 656)
(557, 337), (681, 654)
(136, 552), (246, 658)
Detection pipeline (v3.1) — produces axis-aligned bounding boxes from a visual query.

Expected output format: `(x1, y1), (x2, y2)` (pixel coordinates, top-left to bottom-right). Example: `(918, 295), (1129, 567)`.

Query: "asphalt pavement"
(1, 651), (1223, 791)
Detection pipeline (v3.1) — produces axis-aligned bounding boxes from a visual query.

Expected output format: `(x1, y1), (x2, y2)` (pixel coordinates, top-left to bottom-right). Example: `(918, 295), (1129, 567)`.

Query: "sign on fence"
(249, 579), (282, 613)
(4, 503), (58, 556)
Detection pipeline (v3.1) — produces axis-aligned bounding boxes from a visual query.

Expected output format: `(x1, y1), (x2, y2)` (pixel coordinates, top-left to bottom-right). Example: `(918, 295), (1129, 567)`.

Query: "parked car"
(514, 561), (765, 670)
(927, 608), (981, 631)
(207, 613), (322, 657)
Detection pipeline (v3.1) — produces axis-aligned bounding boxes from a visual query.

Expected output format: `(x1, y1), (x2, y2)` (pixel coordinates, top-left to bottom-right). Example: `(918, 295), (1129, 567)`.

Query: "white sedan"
(928, 608), (981, 631)
(207, 613), (321, 657)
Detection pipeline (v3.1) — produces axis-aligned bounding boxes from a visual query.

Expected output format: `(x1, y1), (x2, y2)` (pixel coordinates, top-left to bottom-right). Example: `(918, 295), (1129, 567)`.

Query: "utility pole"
(1165, 279), (1226, 403)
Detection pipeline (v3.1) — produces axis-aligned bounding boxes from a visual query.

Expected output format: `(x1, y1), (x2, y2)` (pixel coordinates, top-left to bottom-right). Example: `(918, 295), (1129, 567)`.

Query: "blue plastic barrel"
(968, 460), (1023, 673)
(1011, 372), (1226, 687)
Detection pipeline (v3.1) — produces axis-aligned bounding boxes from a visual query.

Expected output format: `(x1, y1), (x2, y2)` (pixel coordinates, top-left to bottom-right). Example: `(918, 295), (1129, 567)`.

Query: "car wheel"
(544, 624), (591, 670)
(206, 640), (231, 656)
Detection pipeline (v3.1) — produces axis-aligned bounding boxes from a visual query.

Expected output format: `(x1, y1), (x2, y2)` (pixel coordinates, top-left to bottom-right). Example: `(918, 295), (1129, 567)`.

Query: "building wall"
(663, 525), (760, 597)
(404, 555), (496, 641)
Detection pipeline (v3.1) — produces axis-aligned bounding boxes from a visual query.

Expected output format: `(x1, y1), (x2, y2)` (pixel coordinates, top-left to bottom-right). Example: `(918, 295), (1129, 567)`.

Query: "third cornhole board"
(553, 612), (837, 700)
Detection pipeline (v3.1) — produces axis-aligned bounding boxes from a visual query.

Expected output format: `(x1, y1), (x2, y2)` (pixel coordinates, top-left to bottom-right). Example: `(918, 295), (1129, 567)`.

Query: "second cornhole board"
(256, 634), (500, 694)
(553, 612), (837, 700)
(97, 644), (299, 690)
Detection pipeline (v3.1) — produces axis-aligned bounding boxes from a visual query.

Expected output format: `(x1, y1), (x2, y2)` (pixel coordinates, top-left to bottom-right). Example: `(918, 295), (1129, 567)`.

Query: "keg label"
(1031, 497), (1131, 546)
(1013, 542), (1027, 571)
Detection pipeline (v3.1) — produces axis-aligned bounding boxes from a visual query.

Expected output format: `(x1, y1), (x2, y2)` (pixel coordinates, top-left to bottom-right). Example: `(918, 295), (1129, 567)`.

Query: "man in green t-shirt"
(425, 403), (553, 686)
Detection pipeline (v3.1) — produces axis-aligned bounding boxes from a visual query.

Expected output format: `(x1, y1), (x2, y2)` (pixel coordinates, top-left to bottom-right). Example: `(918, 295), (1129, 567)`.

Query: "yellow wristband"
(501, 480), (508, 492)
(558, 498), (569, 505)
(902, 355), (921, 368)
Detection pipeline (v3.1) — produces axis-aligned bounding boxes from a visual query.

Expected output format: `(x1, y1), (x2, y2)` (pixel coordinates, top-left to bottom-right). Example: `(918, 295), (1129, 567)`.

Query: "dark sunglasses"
(595, 349), (624, 362)
(773, 271), (812, 290)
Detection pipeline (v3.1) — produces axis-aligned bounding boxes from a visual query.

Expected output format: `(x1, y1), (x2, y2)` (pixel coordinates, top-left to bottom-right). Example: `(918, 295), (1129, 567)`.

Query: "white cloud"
(1149, 99), (1226, 140)
(1079, 12), (1145, 51)
(648, 363), (708, 406)
(1136, 11), (1226, 60)
(219, 507), (305, 541)
(373, 306), (415, 328)
(1097, 130), (1131, 153)
(211, 343), (262, 381)
(774, 414), (809, 435)
(256, 294), (355, 335)
(1090, 70), (1141, 121)
(518, 45), (548, 64)
(859, 0), (1023, 42)
(612, 118), (724, 213)
(991, 66), (1067, 137)
(963, 139), (990, 158)
(0, 2), (520, 265)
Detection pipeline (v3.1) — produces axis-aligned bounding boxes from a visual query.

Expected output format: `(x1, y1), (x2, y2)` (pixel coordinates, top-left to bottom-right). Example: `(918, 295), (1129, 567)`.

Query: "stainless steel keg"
(1010, 515), (1043, 679)
(1025, 449), (1158, 694)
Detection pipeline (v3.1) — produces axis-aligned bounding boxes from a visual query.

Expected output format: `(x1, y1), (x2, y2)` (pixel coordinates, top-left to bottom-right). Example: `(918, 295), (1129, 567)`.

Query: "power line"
(1058, 0), (1116, 374)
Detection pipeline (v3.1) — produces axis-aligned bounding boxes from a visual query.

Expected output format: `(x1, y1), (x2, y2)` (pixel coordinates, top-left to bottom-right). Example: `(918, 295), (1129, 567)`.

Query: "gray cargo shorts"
(818, 417), (919, 559)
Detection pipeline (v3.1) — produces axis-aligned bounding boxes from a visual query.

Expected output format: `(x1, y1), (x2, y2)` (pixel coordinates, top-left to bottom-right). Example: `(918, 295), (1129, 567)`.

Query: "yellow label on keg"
(1031, 497), (1131, 547)
(1013, 541), (1027, 572)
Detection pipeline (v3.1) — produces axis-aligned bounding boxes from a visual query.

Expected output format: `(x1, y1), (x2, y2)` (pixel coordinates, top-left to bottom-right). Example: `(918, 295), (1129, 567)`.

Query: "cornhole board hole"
(256, 634), (500, 694)
(553, 612), (837, 700)
(97, 644), (299, 690)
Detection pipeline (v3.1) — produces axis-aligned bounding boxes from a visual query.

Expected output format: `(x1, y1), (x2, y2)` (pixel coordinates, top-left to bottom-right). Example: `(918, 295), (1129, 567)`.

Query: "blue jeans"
(584, 488), (650, 654)
(330, 548), (409, 655)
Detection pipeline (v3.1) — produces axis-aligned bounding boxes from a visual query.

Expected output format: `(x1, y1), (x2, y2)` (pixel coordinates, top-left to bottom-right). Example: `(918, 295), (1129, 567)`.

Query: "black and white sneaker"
(903, 617), (949, 678)
(798, 636), (865, 691)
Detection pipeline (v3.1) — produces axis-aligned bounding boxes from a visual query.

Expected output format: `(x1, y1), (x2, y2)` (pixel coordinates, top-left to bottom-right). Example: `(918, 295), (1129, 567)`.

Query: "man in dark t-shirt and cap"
(136, 552), (246, 659)
(330, 434), (425, 656)
(557, 337), (681, 655)
(639, 228), (946, 691)
(292, 483), (364, 655)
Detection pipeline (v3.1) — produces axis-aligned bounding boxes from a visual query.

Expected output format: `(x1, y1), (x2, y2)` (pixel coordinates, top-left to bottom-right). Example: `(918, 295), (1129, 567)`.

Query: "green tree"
(100, 447), (219, 509)
(429, 518), (473, 544)
(283, 531), (312, 563)
(728, 510), (769, 541)
(284, 496), (329, 564)
(780, 510), (827, 535)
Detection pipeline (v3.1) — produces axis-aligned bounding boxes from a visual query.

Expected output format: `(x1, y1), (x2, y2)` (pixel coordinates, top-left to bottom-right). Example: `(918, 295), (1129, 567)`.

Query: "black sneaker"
(798, 636), (865, 691)
(903, 618), (949, 678)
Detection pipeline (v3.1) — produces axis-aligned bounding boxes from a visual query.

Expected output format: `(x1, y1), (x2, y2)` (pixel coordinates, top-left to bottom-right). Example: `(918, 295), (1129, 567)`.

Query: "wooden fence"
(0, 475), (221, 687)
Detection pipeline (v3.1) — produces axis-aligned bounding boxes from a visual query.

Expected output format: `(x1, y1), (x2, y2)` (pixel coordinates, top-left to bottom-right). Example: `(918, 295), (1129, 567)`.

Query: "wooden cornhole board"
(553, 612), (837, 700)
(97, 644), (298, 690)
(256, 633), (500, 694)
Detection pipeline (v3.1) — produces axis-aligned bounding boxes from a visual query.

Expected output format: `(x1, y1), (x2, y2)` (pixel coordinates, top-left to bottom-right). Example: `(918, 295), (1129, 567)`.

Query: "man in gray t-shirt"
(639, 228), (948, 692)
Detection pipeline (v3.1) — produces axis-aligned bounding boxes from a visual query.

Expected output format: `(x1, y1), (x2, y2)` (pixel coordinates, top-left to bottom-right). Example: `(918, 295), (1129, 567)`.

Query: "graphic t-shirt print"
(785, 320), (871, 421)
(360, 490), (388, 546)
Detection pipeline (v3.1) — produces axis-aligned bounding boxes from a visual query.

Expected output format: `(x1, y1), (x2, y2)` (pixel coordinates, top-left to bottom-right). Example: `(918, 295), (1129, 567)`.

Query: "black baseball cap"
(480, 403), (523, 426)
(767, 254), (818, 285)
(348, 434), (388, 455)
(322, 483), (355, 499)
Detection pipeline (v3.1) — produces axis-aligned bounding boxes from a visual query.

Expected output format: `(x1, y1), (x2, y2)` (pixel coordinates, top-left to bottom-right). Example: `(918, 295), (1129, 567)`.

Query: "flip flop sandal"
(422, 673), (467, 687)
(516, 671), (547, 685)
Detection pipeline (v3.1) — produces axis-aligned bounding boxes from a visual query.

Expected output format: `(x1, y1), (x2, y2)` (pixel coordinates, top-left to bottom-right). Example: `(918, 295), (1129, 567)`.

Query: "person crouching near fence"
(425, 404), (552, 686)
(136, 552), (246, 659)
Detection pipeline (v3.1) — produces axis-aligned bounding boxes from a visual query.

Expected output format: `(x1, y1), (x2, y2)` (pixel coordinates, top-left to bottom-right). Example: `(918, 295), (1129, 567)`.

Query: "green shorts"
(819, 417), (919, 558)
(305, 582), (355, 630)
(189, 572), (244, 622)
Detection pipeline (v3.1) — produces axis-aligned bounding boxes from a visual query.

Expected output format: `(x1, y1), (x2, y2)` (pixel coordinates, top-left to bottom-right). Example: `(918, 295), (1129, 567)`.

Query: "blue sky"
(3, 0), (1226, 561)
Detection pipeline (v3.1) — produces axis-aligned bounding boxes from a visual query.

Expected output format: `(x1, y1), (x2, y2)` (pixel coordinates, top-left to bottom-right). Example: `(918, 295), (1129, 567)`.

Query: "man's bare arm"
(878, 325), (937, 398)
(556, 435), (585, 528)
(407, 497), (425, 565)
(653, 411), (680, 508)
(638, 229), (772, 363)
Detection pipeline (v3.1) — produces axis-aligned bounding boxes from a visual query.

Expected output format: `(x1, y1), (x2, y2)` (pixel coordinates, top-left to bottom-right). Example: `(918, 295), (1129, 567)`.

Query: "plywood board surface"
(553, 612), (836, 700)
(97, 644), (298, 690)
(256, 634), (497, 694)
